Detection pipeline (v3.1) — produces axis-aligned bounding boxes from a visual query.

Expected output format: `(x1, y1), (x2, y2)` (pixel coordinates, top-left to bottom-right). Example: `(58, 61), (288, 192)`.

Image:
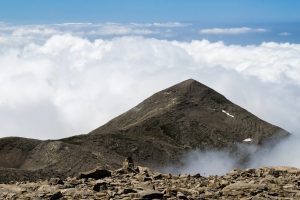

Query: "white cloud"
(55, 22), (94, 26)
(151, 22), (190, 28)
(164, 150), (236, 176)
(0, 24), (299, 141)
(87, 23), (156, 36)
(199, 27), (268, 35)
(0, 36), (6, 43)
(249, 135), (300, 168)
(166, 135), (300, 175)
(279, 32), (291, 36)
(12, 26), (59, 37)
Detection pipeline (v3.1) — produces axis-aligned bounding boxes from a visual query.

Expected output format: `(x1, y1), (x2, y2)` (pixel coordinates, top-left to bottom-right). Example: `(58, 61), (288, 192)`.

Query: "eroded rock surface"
(1, 165), (299, 200)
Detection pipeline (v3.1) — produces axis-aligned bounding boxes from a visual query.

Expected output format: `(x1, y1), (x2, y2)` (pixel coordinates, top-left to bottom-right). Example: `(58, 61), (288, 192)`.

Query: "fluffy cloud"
(0, 24), (299, 141)
(199, 27), (268, 35)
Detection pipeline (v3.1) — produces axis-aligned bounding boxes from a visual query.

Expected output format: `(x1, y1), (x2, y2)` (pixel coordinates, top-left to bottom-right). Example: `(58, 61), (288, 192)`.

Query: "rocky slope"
(0, 79), (290, 182)
(1, 159), (300, 200)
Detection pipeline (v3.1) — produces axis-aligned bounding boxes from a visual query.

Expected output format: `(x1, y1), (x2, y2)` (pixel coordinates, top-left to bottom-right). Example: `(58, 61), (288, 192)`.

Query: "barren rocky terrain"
(1, 159), (300, 200)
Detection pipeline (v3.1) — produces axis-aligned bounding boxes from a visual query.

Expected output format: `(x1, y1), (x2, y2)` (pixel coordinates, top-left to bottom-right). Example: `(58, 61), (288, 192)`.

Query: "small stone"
(132, 190), (164, 199)
(166, 173), (172, 179)
(177, 191), (188, 199)
(192, 173), (201, 178)
(269, 169), (280, 178)
(164, 188), (177, 197)
(93, 182), (108, 192)
(153, 173), (163, 180)
(123, 188), (138, 194)
(49, 178), (64, 185)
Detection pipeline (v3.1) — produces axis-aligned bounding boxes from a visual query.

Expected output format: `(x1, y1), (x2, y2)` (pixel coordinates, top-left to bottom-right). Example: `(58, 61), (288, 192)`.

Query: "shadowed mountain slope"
(0, 79), (289, 182)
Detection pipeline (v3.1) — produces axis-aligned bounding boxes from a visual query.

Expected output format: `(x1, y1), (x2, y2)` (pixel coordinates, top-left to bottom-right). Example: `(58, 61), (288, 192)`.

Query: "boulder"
(222, 181), (267, 196)
(122, 157), (137, 173)
(50, 191), (63, 200)
(78, 167), (111, 180)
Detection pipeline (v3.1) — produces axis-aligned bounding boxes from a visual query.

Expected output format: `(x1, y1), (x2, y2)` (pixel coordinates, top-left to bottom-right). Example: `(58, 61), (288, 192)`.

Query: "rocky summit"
(1, 159), (300, 200)
(0, 79), (290, 183)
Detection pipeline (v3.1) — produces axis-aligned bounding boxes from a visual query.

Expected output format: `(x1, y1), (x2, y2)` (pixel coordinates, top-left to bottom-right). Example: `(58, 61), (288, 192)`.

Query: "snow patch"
(222, 110), (234, 118)
(243, 138), (252, 142)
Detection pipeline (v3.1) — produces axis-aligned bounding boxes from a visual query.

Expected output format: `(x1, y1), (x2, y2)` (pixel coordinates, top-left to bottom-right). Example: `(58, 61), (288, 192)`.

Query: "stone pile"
(1, 159), (300, 200)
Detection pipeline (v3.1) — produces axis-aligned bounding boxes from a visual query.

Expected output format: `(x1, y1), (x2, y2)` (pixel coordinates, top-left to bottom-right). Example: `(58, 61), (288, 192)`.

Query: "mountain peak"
(94, 79), (226, 132)
(167, 78), (211, 93)
(84, 79), (288, 168)
(161, 79), (227, 107)
(91, 79), (287, 144)
(177, 78), (199, 85)
(0, 79), (289, 182)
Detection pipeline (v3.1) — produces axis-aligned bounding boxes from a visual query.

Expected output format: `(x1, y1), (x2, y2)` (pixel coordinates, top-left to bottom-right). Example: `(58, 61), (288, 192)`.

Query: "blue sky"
(0, 0), (299, 24)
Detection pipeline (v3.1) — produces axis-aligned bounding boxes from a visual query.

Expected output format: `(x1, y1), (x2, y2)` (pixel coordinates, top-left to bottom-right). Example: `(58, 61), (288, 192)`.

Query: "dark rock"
(50, 191), (63, 200)
(93, 181), (108, 192)
(123, 188), (138, 194)
(192, 173), (201, 178)
(269, 169), (280, 178)
(78, 167), (111, 180)
(153, 173), (163, 180)
(133, 190), (164, 199)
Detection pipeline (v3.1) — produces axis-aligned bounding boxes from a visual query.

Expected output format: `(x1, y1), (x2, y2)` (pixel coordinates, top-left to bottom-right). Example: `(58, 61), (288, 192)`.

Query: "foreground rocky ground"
(1, 159), (300, 200)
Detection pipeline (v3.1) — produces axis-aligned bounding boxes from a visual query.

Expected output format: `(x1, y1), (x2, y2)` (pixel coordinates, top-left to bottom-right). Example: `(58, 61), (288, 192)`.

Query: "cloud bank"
(199, 27), (268, 35)
(0, 23), (299, 142)
(167, 134), (300, 176)
(165, 150), (237, 176)
(0, 22), (189, 40)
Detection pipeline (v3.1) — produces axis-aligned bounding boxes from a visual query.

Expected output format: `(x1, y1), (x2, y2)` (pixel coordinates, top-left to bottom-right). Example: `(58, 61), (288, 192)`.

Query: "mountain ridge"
(0, 79), (290, 183)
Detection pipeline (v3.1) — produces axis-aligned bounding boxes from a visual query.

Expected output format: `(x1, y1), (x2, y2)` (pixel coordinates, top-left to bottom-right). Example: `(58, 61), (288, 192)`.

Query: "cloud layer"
(199, 27), (268, 35)
(165, 135), (300, 176)
(0, 23), (300, 141)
